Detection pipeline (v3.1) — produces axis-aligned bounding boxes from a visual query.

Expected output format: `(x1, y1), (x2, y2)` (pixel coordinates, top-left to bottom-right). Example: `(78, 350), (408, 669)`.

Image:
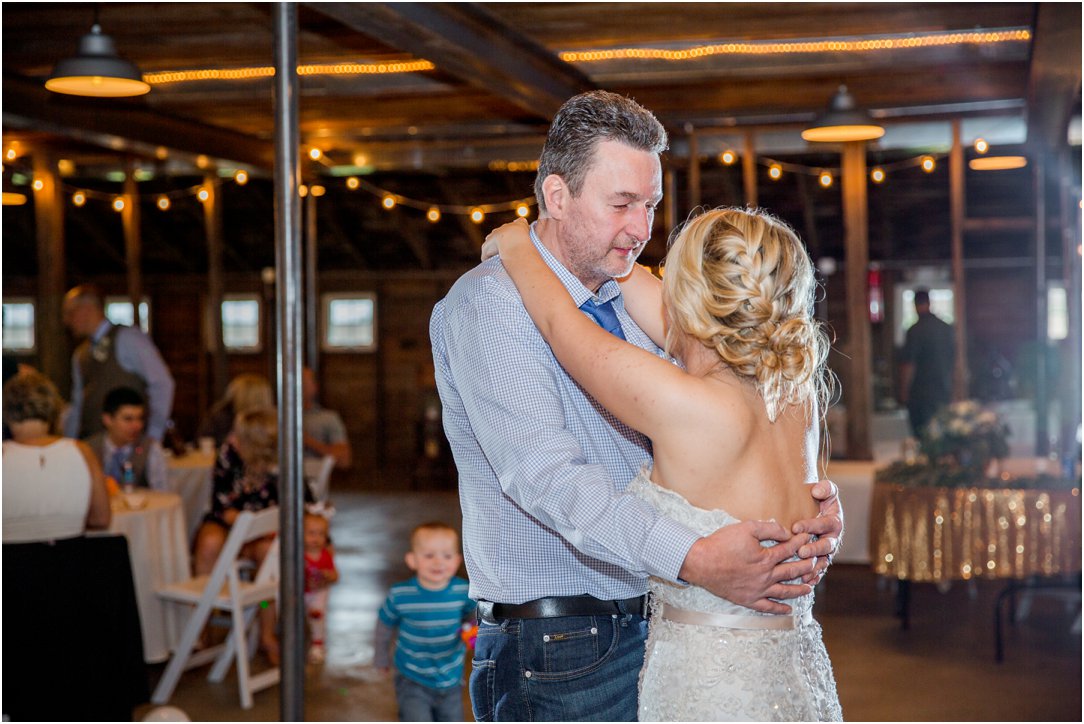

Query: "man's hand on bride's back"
(679, 521), (814, 615)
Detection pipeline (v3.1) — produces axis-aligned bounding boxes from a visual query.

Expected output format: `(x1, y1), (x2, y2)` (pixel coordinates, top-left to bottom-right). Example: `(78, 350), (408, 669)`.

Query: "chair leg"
(231, 603), (255, 709)
(208, 606), (258, 683)
(151, 599), (215, 704)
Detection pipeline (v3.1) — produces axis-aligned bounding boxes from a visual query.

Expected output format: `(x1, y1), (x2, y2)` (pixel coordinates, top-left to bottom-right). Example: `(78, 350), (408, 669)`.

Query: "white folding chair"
(304, 455), (336, 503)
(152, 508), (280, 710)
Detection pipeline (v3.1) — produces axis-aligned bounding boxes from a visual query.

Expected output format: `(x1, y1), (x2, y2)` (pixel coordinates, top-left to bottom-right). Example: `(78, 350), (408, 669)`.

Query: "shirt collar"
(91, 319), (113, 343)
(528, 222), (622, 308)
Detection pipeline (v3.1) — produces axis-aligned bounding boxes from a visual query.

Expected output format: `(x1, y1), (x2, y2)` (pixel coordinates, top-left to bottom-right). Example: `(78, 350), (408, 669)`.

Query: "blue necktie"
(106, 446), (128, 481)
(579, 298), (626, 341)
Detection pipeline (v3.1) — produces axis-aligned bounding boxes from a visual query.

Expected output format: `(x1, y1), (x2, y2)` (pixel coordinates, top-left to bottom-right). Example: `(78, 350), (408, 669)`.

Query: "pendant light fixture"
(45, 18), (150, 98)
(801, 85), (884, 143)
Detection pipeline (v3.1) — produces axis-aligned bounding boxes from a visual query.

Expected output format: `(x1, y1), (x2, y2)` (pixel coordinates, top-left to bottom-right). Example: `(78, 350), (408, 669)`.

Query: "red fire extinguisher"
(868, 265), (884, 323)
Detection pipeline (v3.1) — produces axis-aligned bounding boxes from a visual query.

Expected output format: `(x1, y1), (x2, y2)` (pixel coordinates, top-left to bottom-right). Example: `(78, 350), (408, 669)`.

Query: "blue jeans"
(469, 613), (647, 721)
(395, 672), (464, 722)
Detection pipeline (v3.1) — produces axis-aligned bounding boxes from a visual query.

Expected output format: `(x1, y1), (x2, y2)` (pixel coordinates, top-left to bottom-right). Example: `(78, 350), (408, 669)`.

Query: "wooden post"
(686, 124), (700, 212)
(203, 171), (228, 401)
(742, 131), (758, 208)
(842, 141), (873, 460)
(32, 152), (67, 391)
(122, 159), (144, 330)
(949, 120), (968, 400)
(663, 168), (677, 240)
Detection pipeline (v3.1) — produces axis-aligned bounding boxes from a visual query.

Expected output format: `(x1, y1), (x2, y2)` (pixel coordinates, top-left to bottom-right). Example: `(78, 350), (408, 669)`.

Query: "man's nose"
(627, 206), (651, 241)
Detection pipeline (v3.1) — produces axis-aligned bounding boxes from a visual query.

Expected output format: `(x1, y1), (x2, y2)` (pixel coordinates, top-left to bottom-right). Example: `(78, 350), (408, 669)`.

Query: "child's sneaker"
(308, 643), (326, 665)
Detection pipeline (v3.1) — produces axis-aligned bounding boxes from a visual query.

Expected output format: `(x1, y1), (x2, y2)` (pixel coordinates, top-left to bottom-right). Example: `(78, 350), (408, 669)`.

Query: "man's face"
(62, 299), (100, 338)
(553, 139), (663, 291)
(103, 404), (145, 446)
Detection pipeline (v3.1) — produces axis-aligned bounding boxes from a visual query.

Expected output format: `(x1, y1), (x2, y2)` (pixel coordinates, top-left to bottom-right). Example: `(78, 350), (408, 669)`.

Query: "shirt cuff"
(640, 515), (701, 583)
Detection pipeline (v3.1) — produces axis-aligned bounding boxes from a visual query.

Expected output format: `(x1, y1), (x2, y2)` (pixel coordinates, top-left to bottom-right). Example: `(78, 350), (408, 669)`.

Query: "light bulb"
(921, 156), (936, 172)
(470, 207), (485, 224)
(516, 204), (530, 218)
(871, 167), (886, 183)
(382, 195), (396, 209)
(346, 177), (359, 190)
(720, 150), (737, 165)
(974, 138), (989, 154)
(157, 196), (170, 211)
(72, 191), (86, 207)
(769, 164), (782, 180)
(31, 179), (44, 191)
(234, 170), (248, 185)
(113, 197), (125, 212)
(818, 172), (832, 188)
(197, 187), (210, 202)
(427, 207), (441, 223)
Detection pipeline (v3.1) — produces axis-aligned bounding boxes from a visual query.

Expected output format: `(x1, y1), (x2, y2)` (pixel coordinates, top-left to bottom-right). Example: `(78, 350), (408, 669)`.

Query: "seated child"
(303, 508), (339, 664)
(374, 522), (475, 722)
(83, 386), (168, 490)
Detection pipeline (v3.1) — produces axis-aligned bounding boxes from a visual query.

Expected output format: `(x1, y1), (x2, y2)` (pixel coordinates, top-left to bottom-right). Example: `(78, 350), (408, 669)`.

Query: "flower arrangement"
(919, 400), (1010, 474)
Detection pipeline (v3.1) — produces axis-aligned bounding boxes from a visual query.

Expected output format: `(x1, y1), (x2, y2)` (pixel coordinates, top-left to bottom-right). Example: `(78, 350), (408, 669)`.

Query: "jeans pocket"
(535, 616), (616, 679)
(468, 658), (496, 721)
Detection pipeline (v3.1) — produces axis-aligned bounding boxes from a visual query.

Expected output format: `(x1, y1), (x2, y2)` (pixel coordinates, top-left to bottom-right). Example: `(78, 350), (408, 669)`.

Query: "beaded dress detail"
(631, 466), (842, 722)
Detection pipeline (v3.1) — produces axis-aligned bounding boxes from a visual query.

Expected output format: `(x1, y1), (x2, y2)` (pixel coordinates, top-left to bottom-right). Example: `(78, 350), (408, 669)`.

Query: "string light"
(233, 170), (248, 185)
(470, 207), (485, 224)
(382, 194), (396, 209)
(346, 177), (360, 190)
(427, 207), (441, 223)
(197, 186), (210, 202)
(871, 167), (886, 183)
(308, 148), (322, 161)
(559, 29), (1031, 63)
(155, 146), (169, 160)
(31, 179), (44, 191)
(5, 148), (17, 161)
(974, 138), (989, 154)
(818, 171), (833, 188)
(72, 191), (86, 207)
(516, 203), (530, 218)
(310, 185), (326, 197)
(719, 150), (738, 165)
(57, 159), (76, 176)
(768, 164), (783, 180)
(143, 59), (436, 86)
(299, 184), (308, 198)
(157, 195), (171, 211)
(196, 155), (210, 169)
(921, 155), (936, 172)
(112, 197), (125, 212)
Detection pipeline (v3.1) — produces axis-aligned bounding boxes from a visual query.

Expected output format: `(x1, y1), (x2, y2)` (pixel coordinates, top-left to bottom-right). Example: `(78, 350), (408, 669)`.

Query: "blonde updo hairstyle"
(231, 407), (278, 476)
(662, 207), (831, 422)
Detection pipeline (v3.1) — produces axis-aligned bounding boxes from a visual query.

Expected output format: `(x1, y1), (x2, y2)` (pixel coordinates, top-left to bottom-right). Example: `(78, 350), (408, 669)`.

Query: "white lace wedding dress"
(631, 466), (843, 722)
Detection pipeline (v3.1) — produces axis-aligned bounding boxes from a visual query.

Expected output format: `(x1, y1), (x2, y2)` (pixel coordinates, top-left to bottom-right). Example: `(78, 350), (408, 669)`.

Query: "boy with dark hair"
(84, 386), (168, 490)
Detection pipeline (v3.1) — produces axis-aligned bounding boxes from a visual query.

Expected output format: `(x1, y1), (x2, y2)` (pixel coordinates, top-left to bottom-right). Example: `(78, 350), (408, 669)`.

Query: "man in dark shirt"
(899, 288), (956, 436)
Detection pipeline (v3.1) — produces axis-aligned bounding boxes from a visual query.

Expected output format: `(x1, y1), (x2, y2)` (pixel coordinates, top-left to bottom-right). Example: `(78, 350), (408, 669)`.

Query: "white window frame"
(104, 295), (151, 333)
(2, 297), (36, 353)
(321, 292), (377, 352)
(222, 294), (262, 353)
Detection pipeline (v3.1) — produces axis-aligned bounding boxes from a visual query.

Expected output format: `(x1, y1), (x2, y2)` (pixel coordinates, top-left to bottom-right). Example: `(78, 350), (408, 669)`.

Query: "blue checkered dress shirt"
(430, 224), (700, 604)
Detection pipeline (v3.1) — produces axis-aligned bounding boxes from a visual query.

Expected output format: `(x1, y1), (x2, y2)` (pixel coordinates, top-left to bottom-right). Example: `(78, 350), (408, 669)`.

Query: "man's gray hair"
(534, 91), (668, 214)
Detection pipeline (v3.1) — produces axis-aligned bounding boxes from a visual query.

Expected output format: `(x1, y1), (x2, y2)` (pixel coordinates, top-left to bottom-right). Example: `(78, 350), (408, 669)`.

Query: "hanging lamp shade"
(45, 24), (150, 98)
(801, 85), (884, 143)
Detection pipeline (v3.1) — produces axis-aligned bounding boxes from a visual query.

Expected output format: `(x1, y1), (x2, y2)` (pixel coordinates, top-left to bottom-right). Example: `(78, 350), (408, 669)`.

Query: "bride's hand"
(481, 217), (530, 261)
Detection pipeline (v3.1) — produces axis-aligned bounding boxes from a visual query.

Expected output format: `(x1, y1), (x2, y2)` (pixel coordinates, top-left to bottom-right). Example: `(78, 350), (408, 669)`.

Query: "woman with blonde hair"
(485, 208), (841, 721)
(197, 373), (273, 448)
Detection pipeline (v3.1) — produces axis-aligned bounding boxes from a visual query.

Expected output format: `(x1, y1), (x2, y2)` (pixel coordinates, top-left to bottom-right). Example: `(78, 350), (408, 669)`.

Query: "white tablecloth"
(166, 451), (214, 539)
(105, 490), (192, 662)
(825, 460), (878, 564)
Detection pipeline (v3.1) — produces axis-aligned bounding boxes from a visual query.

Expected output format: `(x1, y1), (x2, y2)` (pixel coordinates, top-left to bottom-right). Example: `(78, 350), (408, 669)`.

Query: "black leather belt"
(477, 595), (647, 623)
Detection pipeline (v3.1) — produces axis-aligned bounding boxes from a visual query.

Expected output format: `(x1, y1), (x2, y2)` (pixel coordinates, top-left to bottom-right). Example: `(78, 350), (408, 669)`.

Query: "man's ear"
(541, 174), (568, 220)
(101, 412), (112, 429)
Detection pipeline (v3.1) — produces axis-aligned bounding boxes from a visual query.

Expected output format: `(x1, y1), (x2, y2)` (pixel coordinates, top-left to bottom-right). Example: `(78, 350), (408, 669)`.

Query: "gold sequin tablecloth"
(870, 482), (1081, 582)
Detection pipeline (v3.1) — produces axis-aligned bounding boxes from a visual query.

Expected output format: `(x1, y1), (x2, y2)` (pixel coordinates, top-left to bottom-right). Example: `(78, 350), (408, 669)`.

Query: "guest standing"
(61, 285), (175, 441)
(899, 288), (956, 436)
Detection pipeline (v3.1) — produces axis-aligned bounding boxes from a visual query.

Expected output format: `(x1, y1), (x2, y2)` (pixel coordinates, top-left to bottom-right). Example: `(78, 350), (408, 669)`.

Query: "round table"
(165, 450), (215, 539)
(106, 490), (192, 662)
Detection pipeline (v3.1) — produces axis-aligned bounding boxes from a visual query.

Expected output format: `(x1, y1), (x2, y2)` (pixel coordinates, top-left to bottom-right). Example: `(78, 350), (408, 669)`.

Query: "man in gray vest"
(84, 386), (168, 490)
(62, 284), (175, 441)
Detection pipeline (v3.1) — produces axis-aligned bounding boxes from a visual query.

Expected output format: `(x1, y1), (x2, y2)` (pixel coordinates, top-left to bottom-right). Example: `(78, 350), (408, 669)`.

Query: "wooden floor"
(138, 488), (1082, 722)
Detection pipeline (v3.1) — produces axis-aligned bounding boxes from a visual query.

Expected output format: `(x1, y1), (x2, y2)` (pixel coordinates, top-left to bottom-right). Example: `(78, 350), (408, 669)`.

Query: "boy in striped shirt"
(375, 522), (476, 721)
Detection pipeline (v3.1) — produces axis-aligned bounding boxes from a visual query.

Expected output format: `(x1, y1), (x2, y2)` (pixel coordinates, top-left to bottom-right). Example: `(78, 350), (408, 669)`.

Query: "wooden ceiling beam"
(1, 74), (275, 169)
(304, 2), (595, 119)
(1026, 3), (1082, 150)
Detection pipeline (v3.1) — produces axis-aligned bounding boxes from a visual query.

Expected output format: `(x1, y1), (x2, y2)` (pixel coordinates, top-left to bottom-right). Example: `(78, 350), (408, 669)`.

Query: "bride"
(486, 208), (842, 721)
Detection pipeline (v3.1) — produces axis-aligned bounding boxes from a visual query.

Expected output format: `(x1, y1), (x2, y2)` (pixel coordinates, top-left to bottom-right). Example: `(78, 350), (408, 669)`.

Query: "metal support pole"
(123, 159), (144, 331)
(949, 121), (968, 400)
(1034, 159), (1049, 456)
(273, 4), (304, 720)
(305, 192), (318, 372)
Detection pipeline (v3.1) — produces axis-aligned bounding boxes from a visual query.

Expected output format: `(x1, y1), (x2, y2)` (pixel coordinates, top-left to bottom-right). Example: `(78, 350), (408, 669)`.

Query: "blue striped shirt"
(378, 576), (475, 690)
(430, 224), (700, 604)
